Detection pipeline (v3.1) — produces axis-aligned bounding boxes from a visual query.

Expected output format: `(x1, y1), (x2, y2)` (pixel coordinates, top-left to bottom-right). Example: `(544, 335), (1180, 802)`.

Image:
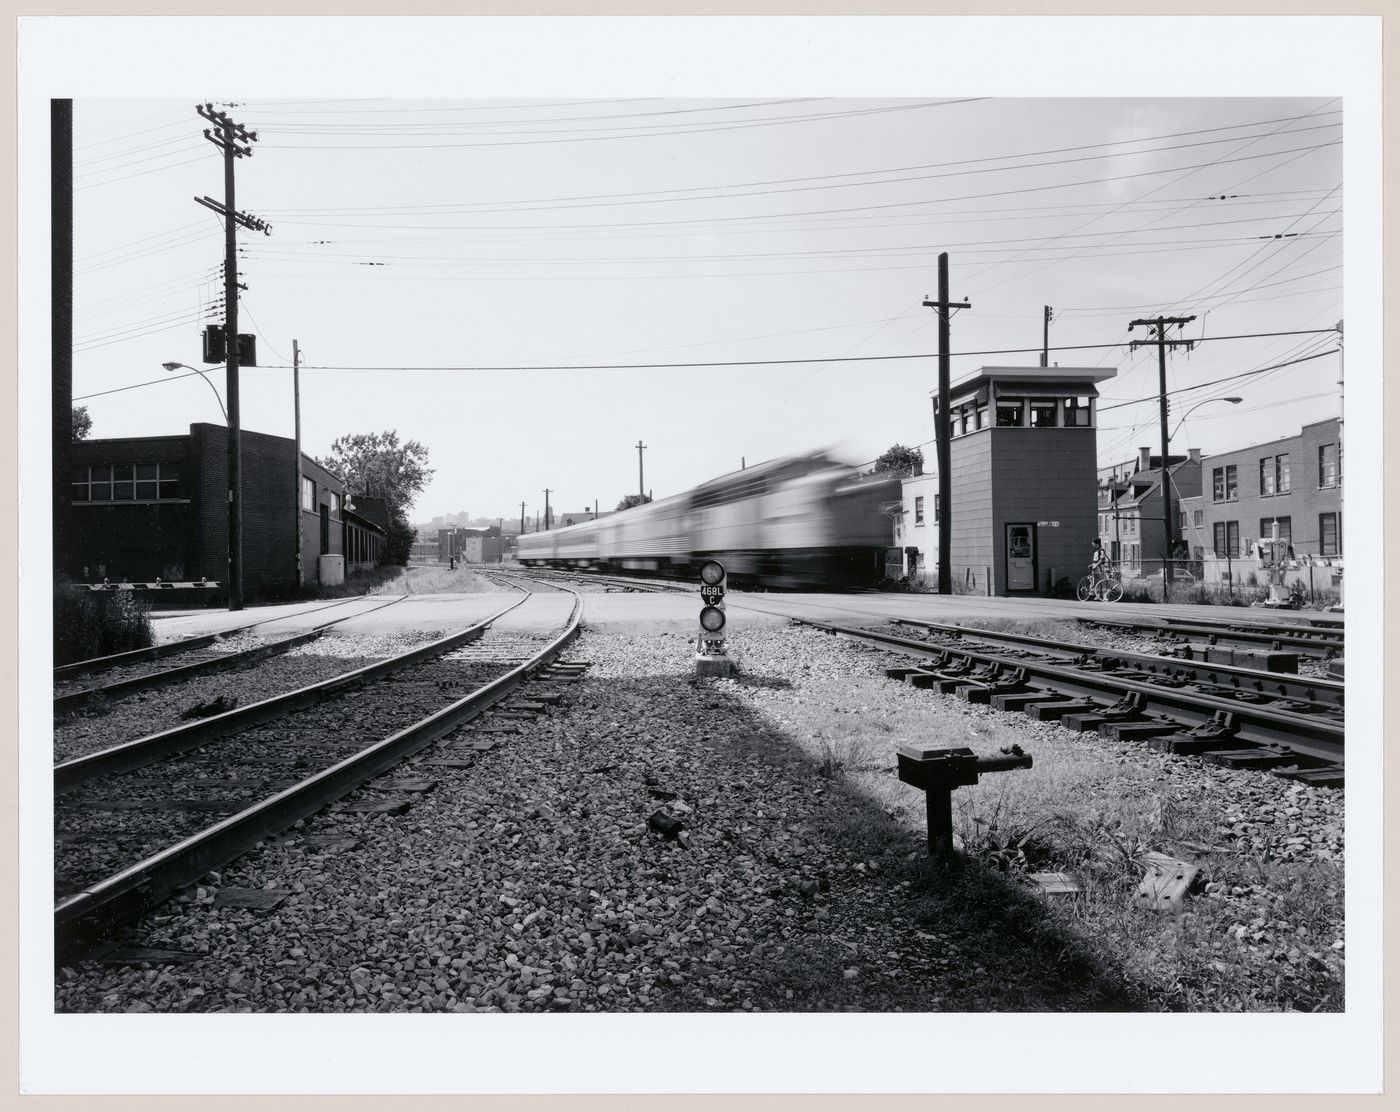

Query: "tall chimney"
(1138, 446), (1152, 473)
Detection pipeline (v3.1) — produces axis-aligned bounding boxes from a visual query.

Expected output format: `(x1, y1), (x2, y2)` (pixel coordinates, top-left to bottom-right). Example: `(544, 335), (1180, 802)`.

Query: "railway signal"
(695, 559), (733, 677)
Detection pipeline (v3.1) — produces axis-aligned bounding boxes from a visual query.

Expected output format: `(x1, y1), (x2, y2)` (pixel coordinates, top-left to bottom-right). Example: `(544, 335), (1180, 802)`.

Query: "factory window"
(1259, 457), (1276, 496)
(302, 476), (316, 511)
(72, 462), (182, 503)
(1318, 443), (1339, 488)
(1259, 516), (1292, 546)
(1213, 520), (1240, 558)
(1319, 513), (1340, 556)
(914, 496), (924, 525)
(995, 400), (1023, 427)
(1030, 400), (1058, 428)
(1211, 464), (1238, 503)
(1277, 454), (1290, 493)
(330, 492), (342, 519)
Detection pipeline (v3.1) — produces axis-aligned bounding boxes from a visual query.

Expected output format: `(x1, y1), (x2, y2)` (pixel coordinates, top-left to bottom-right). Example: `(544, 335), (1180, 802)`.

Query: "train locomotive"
(515, 452), (896, 589)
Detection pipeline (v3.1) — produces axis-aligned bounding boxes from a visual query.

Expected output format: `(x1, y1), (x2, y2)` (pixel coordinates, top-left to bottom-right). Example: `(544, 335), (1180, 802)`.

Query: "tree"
(72, 405), (92, 441)
(871, 443), (923, 477)
(382, 515), (418, 567)
(615, 493), (653, 512)
(316, 430), (433, 521)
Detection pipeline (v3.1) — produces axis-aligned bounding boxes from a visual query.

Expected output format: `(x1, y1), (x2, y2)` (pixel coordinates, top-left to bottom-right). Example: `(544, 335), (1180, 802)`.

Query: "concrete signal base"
(694, 653), (734, 678)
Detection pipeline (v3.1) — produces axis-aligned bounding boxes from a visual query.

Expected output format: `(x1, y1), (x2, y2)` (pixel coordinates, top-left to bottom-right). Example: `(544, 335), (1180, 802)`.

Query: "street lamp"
(1172, 395), (1243, 440)
(162, 362), (228, 423)
(163, 360), (237, 609)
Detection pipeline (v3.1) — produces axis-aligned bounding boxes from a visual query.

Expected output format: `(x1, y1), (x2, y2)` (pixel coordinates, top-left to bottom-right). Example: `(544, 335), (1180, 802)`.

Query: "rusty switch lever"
(896, 746), (1034, 865)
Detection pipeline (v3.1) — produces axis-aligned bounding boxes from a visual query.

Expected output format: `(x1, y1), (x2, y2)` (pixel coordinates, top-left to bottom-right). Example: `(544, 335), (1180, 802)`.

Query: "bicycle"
(1077, 562), (1123, 603)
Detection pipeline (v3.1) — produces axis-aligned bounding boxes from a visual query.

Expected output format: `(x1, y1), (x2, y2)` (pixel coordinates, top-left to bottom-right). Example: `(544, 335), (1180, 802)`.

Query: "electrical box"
(202, 324), (225, 364)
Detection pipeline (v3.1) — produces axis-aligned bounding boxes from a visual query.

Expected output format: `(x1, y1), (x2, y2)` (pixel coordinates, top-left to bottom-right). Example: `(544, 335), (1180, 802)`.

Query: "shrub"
(53, 578), (154, 666)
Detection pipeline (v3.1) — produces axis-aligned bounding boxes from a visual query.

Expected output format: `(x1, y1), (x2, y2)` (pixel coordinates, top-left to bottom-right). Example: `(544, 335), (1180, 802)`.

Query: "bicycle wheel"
(1077, 576), (1095, 602)
(1100, 579), (1123, 603)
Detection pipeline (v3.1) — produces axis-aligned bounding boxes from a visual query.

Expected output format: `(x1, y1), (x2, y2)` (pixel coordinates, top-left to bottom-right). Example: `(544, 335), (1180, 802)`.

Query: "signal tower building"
(932, 364), (1116, 596)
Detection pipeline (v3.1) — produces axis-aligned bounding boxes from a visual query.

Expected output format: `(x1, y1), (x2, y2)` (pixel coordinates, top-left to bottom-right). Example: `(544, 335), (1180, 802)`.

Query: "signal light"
(699, 606), (725, 632)
(700, 560), (725, 586)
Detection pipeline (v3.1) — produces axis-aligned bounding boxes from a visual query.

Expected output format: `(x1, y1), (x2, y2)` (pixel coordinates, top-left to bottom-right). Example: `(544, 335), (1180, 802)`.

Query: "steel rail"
(54, 597), (410, 716)
(891, 617), (1343, 709)
(1155, 613), (1345, 643)
(54, 593), (527, 793)
(52, 595), (375, 681)
(794, 617), (1343, 763)
(54, 588), (584, 959)
(1077, 615), (1342, 657)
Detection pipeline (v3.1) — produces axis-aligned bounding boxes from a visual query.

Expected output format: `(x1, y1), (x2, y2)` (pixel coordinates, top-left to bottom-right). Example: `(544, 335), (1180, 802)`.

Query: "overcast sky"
(69, 92), (1344, 524)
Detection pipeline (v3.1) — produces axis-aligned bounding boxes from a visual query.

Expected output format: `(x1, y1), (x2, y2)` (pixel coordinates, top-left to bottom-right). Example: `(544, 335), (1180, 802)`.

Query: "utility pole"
(519, 501), (527, 534)
(923, 252), (971, 595)
(1041, 306), (1053, 367)
(636, 440), (647, 501)
(542, 488), (552, 531)
(1335, 319), (1344, 609)
(52, 99), (73, 582)
(292, 339), (302, 592)
(1129, 314), (1196, 597)
(196, 103), (268, 611)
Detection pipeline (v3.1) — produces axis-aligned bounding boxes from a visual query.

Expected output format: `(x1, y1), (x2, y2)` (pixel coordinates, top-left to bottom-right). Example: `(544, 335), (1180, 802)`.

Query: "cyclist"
(1090, 537), (1109, 580)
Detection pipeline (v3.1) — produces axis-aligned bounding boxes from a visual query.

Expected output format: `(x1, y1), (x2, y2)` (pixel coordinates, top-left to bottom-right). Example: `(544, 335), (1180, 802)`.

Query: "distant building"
(66, 422), (367, 596)
(929, 364), (1116, 595)
(1196, 417), (1342, 591)
(889, 472), (939, 579)
(1095, 446), (1204, 576)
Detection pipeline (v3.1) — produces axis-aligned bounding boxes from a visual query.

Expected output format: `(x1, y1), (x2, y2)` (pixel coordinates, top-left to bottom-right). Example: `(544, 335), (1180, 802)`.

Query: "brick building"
(1196, 417), (1342, 591)
(931, 365), (1115, 595)
(67, 423), (362, 597)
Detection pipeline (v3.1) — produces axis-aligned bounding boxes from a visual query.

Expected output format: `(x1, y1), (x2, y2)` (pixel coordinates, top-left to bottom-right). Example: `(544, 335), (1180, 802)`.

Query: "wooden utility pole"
(196, 103), (268, 610)
(542, 488), (552, 531)
(923, 253), (971, 596)
(52, 100), (73, 582)
(1129, 314), (1196, 597)
(519, 501), (527, 534)
(636, 440), (647, 500)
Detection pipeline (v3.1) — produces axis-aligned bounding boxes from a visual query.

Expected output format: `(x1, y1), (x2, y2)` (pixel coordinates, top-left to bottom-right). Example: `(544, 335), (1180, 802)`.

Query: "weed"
(53, 578), (154, 666)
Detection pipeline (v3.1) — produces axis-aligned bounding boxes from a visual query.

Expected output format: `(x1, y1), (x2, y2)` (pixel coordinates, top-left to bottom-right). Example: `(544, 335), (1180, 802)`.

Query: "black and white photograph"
(17, 14), (1385, 1097)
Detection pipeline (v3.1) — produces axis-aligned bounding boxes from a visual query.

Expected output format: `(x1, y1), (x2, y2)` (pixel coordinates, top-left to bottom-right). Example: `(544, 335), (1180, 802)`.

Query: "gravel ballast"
(54, 626), (1344, 1013)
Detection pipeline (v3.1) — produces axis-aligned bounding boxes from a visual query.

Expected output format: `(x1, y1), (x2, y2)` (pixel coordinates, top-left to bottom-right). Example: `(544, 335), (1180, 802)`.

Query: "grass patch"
(53, 578), (155, 666)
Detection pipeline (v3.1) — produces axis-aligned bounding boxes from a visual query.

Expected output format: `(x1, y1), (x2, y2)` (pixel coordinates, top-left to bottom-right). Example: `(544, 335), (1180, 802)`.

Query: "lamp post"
(162, 361), (236, 608)
(162, 361), (228, 423)
(1171, 395), (1243, 595)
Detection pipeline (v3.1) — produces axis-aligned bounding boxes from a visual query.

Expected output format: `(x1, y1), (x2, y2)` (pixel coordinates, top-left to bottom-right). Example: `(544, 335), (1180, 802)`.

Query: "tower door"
(1005, 523), (1037, 591)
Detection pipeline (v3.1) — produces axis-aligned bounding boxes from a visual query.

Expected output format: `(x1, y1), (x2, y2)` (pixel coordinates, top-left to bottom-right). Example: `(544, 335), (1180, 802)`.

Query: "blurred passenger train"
(515, 452), (896, 589)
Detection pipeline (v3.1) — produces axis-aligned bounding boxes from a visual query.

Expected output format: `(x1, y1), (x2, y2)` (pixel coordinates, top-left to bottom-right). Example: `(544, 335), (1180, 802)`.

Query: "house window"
(1318, 443), (1339, 488)
(1213, 520), (1240, 558)
(330, 492), (342, 519)
(1259, 516), (1292, 546)
(1259, 457), (1275, 496)
(1211, 464), (1238, 502)
(914, 496), (924, 525)
(995, 400), (1023, 427)
(1193, 509), (1203, 527)
(1030, 400), (1058, 428)
(1319, 512), (1340, 556)
(302, 476), (316, 511)
(72, 462), (182, 503)
(1277, 454), (1290, 493)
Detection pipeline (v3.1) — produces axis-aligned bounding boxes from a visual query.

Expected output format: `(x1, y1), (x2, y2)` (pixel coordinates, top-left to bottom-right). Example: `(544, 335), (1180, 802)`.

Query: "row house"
(1095, 447), (1203, 576)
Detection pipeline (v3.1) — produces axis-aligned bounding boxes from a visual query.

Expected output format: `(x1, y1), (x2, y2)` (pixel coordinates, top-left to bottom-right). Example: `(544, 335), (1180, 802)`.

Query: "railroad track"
(791, 615), (1344, 787)
(52, 595), (378, 684)
(494, 566), (685, 594)
(54, 584), (584, 961)
(54, 596), (410, 717)
(1077, 613), (1344, 660)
